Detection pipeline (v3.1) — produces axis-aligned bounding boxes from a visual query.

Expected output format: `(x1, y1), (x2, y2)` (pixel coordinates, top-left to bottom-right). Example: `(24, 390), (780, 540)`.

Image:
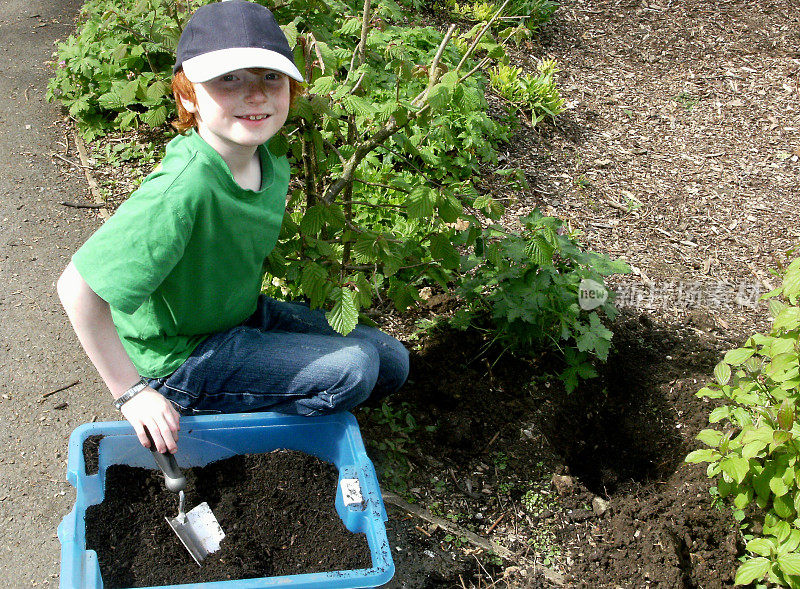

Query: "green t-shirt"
(72, 130), (288, 377)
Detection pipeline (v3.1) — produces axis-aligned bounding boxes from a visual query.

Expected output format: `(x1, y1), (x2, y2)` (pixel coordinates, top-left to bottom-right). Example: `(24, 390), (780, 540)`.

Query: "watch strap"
(114, 377), (149, 411)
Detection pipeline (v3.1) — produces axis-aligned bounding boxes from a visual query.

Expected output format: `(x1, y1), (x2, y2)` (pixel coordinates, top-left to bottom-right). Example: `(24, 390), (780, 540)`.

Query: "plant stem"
(455, 0), (512, 74)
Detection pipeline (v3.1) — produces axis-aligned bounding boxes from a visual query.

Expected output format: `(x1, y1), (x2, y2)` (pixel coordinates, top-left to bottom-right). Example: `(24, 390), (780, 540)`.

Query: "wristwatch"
(114, 377), (149, 411)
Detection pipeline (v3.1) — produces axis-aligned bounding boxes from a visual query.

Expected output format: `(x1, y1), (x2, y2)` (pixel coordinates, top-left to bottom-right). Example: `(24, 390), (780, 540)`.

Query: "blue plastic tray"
(58, 412), (394, 589)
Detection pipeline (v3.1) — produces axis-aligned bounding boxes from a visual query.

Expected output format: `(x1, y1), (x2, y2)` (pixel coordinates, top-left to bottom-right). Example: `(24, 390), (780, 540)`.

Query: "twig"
(345, 199), (405, 209)
(43, 380), (80, 398)
(60, 202), (106, 209)
(604, 198), (630, 213)
(486, 512), (506, 535)
(347, 0), (373, 78)
(455, 0), (512, 75)
(51, 152), (90, 169)
(72, 130), (110, 220)
(353, 178), (411, 194)
(480, 431), (500, 453)
(414, 24), (458, 107)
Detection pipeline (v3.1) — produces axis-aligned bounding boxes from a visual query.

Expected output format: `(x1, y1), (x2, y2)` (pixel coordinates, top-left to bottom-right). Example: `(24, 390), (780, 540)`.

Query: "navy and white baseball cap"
(174, 0), (304, 83)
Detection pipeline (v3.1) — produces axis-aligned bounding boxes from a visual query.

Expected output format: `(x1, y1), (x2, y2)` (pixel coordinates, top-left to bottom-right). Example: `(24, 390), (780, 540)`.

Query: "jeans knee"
(341, 342), (380, 406)
(375, 338), (410, 396)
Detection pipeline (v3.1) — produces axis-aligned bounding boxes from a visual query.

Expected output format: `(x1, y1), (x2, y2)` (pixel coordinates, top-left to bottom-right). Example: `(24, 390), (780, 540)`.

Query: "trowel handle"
(145, 429), (187, 493)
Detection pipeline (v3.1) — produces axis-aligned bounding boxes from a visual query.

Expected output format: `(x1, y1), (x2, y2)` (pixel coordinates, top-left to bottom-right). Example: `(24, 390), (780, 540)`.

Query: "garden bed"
(360, 308), (742, 587)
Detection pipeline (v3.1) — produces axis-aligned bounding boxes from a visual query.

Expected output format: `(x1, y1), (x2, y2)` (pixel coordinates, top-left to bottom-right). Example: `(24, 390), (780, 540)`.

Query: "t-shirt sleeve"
(72, 184), (195, 315)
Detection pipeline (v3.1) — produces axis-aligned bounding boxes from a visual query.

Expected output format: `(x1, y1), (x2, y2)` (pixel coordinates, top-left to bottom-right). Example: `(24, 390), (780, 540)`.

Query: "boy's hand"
(120, 388), (181, 454)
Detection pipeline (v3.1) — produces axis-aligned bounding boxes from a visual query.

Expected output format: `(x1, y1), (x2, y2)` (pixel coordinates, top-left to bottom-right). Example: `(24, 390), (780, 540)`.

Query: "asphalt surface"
(0, 0), (115, 586)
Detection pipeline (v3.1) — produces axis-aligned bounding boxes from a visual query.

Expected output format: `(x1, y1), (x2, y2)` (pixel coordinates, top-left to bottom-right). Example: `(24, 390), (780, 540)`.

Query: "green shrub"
(489, 60), (564, 125)
(452, 211), (629, 392)
(49, 0), (626, 392)
(450, 0), (558, 43)
(46, 0), (195, 140)
(686, 255), (800, 587)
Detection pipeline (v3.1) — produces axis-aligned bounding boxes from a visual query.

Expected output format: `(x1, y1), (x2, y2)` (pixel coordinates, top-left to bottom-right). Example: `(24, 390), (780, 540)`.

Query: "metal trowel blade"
(167, 501), (225, 566)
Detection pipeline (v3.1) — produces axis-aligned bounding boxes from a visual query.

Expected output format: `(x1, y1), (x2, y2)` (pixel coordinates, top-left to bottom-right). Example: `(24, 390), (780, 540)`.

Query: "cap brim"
(182, 47), (304, 83)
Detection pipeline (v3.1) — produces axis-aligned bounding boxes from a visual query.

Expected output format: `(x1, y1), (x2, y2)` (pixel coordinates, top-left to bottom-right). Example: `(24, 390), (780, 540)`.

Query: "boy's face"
(181, 68), (290, 153)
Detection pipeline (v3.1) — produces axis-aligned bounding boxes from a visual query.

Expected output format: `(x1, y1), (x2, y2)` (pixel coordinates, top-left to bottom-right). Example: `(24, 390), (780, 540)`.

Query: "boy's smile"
(181, 68), (290, 162)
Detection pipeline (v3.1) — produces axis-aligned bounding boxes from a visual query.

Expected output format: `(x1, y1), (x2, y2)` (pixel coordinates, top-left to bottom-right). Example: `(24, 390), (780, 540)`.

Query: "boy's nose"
(244, 80), (268, 101)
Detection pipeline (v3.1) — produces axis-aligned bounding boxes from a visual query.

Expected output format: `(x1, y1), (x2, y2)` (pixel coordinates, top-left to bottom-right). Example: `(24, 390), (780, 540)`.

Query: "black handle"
(145, 428), (186, 493)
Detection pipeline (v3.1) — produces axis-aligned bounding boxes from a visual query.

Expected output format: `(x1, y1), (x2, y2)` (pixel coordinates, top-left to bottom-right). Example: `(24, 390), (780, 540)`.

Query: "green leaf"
(387, 279), (418, 311)
(714, 362), (731, 386)
(300, 263), (329, 307)
(429, 233), (460, 270)
(145, 79), (169, 102)
(473, 194), (493, 211)
(724, 347), (755, 366)
(734, 557), (770, 585)
(326, 289), (358, 336)
(779, 554), (800, 577)
(721, 455), (750, 484)
(770, 476), (789, 497)
(268, 133), (289, 157)
(142, 105), (166, 127)
(784, 265), (800, 298)
(526, 234), (554, 266)
(696, 429), (723, 447)
(685, 449), (719, 464)
(407, 186), (435, 220)
(742, 440), (767, 460)
(300, 204), (326, 235)
(779, 399), (795, 431)
(774, 493), (795, 519)
(311, 76), (337, 95)
(769, 299), (787, 318)
(747, 538), (774, 557)
(774, 307), (800, 332)
(708, 406), (730, 423)
(98, 90), (124, 110)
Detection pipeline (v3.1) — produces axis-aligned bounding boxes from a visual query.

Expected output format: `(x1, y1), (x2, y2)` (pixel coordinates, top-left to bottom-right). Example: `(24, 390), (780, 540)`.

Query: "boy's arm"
(56, 261), (180, 453)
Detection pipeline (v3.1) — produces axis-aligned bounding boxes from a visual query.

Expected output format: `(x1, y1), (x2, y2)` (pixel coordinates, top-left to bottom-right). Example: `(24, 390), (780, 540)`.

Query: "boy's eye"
(220, 74), (238, 82)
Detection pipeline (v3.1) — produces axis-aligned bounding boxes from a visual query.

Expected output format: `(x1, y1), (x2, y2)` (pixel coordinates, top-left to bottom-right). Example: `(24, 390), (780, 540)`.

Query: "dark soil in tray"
(85, 450), (371, 588)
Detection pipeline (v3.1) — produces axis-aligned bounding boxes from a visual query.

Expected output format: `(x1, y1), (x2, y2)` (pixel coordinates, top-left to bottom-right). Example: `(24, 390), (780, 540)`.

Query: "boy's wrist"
(114, 377), (149, 411)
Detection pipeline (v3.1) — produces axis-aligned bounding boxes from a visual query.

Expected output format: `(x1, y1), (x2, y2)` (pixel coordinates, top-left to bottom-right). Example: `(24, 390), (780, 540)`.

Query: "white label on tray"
(341, 478), (365, 509)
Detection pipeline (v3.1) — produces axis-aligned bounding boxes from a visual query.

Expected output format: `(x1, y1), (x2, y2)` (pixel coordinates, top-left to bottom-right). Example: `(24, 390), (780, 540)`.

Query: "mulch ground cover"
(85, 450), (371, 588)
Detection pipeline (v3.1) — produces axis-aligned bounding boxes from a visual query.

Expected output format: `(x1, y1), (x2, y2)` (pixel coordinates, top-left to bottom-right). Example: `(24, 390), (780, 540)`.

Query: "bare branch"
(412, 24), (457, 107)
(347, 0), (373, 79)
(353, 177), (411, 194)
(345, 199), (405, 209)
(454, 0), (512, 74)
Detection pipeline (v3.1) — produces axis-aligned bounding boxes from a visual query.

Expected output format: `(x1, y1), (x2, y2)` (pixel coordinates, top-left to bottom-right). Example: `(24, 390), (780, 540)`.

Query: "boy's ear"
(179, 95), (198, 114)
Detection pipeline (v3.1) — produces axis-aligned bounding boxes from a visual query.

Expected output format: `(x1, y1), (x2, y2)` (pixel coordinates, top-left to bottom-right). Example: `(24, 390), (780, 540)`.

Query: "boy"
(57, 0), (409, 456)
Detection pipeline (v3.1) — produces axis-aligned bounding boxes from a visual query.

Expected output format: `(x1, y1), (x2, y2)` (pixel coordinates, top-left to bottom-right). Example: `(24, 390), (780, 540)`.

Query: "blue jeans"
(148, 296), (409, 416)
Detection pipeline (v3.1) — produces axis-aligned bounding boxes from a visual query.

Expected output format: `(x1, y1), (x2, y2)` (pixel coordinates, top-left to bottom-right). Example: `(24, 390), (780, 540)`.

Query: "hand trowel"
(148, 437), (226, 565)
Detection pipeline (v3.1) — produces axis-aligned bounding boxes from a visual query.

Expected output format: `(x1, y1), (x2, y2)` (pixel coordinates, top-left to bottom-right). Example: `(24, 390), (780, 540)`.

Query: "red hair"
(171, 69), (305, 133)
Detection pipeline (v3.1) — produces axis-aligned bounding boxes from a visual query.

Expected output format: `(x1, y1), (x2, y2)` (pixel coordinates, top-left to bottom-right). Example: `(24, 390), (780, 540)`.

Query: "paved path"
(0, 0), (115, 585)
